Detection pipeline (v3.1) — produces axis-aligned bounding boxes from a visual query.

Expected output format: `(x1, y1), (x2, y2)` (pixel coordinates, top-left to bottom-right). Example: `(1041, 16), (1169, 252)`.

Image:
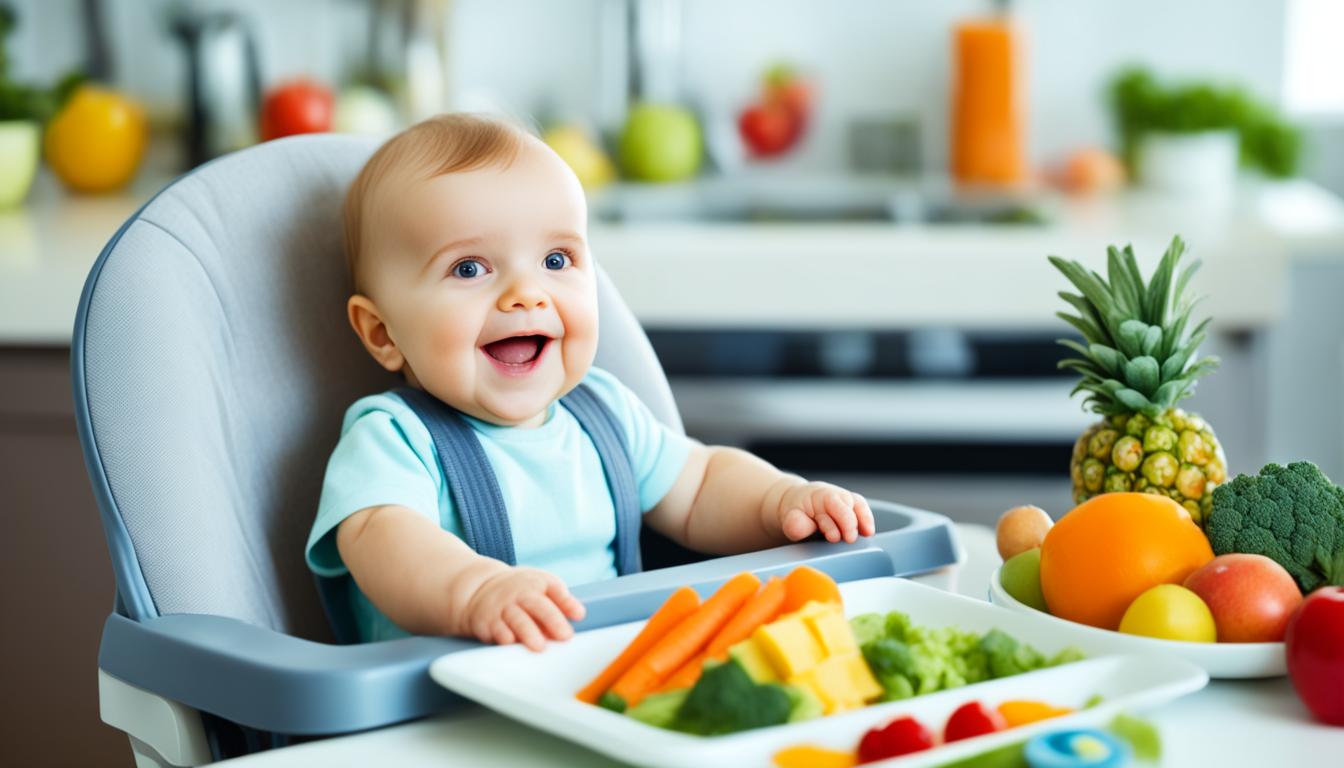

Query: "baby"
(306, 113), (876, 650)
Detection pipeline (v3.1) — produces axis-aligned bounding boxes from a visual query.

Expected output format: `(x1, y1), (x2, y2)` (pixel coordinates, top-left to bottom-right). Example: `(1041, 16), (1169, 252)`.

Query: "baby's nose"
(498, 278), (548, 311)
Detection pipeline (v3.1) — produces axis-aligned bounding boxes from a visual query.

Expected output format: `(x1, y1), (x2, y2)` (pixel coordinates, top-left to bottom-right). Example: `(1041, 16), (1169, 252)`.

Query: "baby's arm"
(336, 505), (585, 650)
(643, 445), (876, 555)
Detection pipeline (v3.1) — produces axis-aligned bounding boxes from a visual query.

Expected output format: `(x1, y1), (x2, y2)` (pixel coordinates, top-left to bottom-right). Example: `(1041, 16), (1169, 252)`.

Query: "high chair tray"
(429, 577), (1208, 768)
(98, 501), (959, 736)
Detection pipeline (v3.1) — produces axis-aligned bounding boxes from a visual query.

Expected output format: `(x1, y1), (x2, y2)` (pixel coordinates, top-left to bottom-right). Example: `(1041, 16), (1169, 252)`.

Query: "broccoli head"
(1206, 461), (1344, 593)
(670, 658), (792, 736)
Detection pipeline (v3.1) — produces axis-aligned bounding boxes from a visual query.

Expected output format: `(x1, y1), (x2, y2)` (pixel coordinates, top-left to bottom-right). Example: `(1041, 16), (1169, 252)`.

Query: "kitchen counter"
(4, 165), (1344, 346)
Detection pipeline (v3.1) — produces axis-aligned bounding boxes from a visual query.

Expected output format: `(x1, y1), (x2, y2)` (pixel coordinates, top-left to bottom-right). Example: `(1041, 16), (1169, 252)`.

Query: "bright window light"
(1284, 0), (1344, 115)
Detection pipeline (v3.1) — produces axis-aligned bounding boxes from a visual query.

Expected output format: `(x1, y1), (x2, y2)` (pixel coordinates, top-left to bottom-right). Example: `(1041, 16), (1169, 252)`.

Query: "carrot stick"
(706, 575), (787, 657)
(658, 650), (709, 692)
(608, 572), (761, 708)
(656, 575), (788, 693)
(575, 586), (700, 705)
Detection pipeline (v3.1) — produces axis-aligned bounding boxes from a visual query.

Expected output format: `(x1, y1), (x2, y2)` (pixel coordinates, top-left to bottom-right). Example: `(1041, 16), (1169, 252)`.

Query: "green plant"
(0, 4), (83, 122)
(1108, 67), (1302, 178)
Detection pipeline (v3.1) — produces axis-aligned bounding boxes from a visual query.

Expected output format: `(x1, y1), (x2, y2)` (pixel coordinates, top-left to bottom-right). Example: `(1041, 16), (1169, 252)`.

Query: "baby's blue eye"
(452, 260), (483, 279)
(544, 251), (571, 270)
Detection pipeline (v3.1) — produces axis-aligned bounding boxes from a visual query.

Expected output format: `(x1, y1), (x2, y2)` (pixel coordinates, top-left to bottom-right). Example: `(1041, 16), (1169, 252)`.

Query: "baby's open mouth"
(482, 334), (551, 366)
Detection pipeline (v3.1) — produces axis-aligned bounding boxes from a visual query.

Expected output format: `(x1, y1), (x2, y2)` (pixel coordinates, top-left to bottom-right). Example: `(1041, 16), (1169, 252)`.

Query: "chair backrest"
(73, 133), (683, 641)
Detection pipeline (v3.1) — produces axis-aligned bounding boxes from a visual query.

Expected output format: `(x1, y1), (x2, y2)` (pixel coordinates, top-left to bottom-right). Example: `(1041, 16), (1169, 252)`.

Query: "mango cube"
(804, 606), (858, 656)
(754, 616), (826, 678)
(727, 638), (780, 684)
(788, 652), (882, 715)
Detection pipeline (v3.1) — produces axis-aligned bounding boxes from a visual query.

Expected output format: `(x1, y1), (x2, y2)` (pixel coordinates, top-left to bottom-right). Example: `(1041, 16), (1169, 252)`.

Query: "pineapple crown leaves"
(1049, 235), (1220, 418)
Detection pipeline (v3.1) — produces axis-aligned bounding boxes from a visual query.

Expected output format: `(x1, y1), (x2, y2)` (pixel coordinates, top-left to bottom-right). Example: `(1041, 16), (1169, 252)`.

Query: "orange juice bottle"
(951, 13), (1025, 184)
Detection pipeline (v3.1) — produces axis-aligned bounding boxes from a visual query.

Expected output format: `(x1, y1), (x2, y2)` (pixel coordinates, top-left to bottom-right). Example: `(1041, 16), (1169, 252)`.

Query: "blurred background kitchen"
(3, 0), (1344, 764)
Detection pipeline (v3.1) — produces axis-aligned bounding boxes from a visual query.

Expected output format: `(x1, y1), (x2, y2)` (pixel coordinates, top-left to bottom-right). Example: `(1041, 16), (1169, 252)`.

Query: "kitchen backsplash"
(8, 0), (1289, 174)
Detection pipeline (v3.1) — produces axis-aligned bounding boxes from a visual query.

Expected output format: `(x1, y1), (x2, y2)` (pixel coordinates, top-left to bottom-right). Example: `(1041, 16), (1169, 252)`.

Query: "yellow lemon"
(1118, 584), (1217, 642)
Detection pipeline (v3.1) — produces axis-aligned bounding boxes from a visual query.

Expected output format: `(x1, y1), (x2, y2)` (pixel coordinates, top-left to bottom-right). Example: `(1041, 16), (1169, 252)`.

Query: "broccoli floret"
(862, 637), (918, 699)
(670, 658), (792, 736)
(1206, 461), (1344, 593)
(626, 689), (688, 729)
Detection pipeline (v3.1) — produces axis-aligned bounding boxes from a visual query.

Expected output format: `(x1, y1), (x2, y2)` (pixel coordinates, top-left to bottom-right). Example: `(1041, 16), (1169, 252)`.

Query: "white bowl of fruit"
(987, 502), (1290, 679)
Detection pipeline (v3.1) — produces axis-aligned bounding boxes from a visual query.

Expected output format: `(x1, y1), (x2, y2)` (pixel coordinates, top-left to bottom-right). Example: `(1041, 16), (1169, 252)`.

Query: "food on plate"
(660, 657), (795, 735)
(781, 565), (845, 612)
(1039, 492), (1213, 630)
(1205, 461), (1344, 594)
(1117, 584), (1216, 642)
(772, 745), (857, 768)
(602, 572), (760, 710)
(1107, 713), (1162, 761)
(742, 600), (882, 714)
(775, 695), (1096, 767)
(1052, 237), (1227, 522)
(657, 575), (787, 692)
(857, 715), (936, 762)
(1183, 553), (1303, 642)
(576, 585), (700, 704)
(996, 505), (1054, 560)
(1285, 586), (1344, 725)
(943, 700), (1008, 743)
(1000, 548), (1048, 612)
(852, 611), (1083, 701)
(996, 699), (1075, 727)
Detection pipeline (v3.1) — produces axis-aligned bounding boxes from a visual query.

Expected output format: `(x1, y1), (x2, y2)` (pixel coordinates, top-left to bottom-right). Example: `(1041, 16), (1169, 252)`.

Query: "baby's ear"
(347, 294), (405, 373)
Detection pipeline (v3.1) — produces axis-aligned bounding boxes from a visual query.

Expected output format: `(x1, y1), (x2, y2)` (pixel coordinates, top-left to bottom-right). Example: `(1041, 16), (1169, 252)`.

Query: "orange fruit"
(1039, 492), (1213, 630)
(44, 85), (148, 193)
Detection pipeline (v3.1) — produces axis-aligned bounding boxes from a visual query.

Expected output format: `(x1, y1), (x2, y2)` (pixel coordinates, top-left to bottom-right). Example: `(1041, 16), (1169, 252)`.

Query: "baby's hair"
(342, 113), (529, 291)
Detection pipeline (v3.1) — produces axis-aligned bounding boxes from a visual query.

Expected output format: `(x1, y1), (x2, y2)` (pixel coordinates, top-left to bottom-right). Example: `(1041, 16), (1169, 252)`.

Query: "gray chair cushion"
(80, 133), (681, 641)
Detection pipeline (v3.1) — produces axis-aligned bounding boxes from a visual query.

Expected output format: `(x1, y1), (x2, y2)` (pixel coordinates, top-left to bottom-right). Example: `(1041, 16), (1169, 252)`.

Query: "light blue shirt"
(305, 367), (694, 641)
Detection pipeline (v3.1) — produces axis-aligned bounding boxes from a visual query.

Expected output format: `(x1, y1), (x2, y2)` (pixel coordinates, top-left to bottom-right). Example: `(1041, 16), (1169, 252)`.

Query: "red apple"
(1286, 586), (1344, 725)
(1183, 553), (1303, 642)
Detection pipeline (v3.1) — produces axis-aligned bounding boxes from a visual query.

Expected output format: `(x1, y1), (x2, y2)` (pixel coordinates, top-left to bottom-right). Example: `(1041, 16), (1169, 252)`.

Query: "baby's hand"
(777, 481), (876, 544)
(463, 566), (587, 652)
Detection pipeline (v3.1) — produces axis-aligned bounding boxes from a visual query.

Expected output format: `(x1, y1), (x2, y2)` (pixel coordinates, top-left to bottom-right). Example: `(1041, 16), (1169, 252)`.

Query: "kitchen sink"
(588, 177), (1048, 225)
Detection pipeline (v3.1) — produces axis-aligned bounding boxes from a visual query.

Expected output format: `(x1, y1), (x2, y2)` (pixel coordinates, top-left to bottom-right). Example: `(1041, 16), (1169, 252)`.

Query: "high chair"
(73, 133), (961, 766)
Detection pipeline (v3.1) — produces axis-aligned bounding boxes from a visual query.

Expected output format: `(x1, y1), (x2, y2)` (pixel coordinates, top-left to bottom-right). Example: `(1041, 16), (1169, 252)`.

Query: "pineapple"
(1051, 236), (1227, 525)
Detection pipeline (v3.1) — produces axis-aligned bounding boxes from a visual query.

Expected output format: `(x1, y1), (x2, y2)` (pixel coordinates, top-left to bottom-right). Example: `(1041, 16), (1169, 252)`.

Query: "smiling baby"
(305, 114), (876, 649)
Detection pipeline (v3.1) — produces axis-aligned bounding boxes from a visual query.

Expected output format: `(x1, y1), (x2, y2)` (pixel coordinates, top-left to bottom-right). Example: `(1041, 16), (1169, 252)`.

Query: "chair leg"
(129, 736), (171, 768)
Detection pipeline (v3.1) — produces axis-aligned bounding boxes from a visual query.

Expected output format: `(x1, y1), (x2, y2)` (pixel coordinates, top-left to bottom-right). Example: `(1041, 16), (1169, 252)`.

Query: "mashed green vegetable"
(852, 611), (1084, 701)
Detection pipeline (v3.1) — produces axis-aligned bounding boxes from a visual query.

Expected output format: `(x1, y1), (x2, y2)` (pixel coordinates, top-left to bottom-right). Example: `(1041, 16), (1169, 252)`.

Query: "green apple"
(0, 120), (39, 208)
(1001, 548), (1048, 612)
(618, 103), (701, 182)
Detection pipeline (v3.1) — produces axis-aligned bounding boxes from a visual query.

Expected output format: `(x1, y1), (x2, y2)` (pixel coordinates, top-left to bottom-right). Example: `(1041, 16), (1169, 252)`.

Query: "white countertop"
(217, 524), (1339, 768)
(5, 162), (1344, 346)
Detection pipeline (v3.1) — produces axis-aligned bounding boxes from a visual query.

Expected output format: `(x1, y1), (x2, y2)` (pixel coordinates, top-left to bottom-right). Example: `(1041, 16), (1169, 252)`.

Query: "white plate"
(430, 577), (1208, 768)
(989, 564), (1286, 679)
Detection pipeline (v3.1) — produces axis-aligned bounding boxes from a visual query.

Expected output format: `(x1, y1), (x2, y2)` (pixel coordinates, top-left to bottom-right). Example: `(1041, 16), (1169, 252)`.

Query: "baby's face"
(365, 136), (597, 427)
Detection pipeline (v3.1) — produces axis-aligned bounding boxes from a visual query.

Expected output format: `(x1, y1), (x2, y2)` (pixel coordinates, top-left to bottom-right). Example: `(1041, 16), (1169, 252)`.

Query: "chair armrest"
(99, 612), (475, 735)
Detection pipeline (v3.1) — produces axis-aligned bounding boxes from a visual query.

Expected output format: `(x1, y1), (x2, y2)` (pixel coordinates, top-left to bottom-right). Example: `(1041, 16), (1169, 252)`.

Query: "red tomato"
(260, 79), (334, 141)
(738, 103), (799, 157)
(944, 700), (1008, 742)
(1285, 586), (1344, 726)
(857, 716), (935, 763)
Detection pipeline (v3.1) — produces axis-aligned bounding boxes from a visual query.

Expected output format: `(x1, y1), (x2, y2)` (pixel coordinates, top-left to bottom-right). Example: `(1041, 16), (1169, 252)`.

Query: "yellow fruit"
(1039, 492), (1213, 630)
(44, 85), (148, 193)
(1118, 584), (1216, 642)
